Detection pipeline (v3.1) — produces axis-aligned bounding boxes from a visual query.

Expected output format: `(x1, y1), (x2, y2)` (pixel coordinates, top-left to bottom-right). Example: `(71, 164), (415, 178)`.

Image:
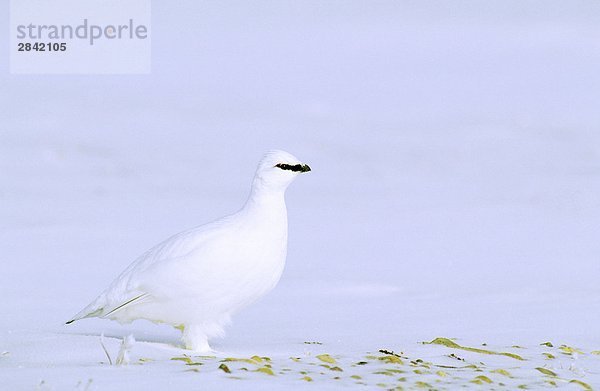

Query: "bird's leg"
(181, 324), (212, 353)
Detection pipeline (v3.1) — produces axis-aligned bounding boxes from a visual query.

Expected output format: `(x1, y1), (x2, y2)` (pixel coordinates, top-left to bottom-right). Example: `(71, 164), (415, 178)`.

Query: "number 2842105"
(18, 42), (67, 52)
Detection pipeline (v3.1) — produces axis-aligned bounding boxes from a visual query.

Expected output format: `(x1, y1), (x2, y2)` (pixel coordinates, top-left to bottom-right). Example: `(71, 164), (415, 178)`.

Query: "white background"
(1, 1), (599, 389)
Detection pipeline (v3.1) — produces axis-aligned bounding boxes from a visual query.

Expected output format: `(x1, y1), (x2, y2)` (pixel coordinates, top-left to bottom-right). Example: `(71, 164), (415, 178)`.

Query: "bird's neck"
(242, 182), (288, 225)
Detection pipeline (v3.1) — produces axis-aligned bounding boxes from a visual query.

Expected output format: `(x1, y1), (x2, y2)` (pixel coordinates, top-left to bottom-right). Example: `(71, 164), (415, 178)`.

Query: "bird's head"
(253, 150), (311, 191)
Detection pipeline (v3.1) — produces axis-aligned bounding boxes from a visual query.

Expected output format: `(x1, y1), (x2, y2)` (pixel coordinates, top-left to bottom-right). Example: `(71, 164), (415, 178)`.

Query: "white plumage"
(67, 150), (311, 352)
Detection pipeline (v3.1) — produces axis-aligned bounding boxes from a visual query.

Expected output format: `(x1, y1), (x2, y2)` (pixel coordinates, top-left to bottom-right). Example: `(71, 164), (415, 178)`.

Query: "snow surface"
(1, 1), (600, 389)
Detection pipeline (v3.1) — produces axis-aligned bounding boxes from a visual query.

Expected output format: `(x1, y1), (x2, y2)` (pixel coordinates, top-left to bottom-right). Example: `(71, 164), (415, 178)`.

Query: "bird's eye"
(275, 163), (292, 170)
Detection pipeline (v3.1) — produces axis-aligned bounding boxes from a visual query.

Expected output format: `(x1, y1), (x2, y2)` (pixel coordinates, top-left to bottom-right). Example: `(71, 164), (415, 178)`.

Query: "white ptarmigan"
(66, 150), (311, 352)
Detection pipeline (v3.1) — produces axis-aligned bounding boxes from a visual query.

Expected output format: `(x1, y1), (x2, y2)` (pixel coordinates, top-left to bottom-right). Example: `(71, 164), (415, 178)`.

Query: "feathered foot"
(180, 324), (212, 353)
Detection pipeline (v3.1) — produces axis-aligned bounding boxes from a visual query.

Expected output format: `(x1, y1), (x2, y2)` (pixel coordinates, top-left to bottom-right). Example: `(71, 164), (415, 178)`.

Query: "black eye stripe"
(275, 163), (311, 172)
(275, 163), (302, 171)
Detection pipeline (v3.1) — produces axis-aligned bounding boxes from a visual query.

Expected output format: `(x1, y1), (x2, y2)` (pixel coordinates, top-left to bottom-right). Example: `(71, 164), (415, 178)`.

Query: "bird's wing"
(66, 216), (238, 324)
(100, 292), (150, 318)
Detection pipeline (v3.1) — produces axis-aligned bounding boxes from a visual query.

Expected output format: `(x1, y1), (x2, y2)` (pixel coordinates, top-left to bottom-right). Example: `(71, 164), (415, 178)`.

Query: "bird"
(66, 150), (311, 352)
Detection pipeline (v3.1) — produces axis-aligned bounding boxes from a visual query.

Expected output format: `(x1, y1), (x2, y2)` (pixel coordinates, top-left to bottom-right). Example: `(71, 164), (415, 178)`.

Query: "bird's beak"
(300, 164), (311, 173)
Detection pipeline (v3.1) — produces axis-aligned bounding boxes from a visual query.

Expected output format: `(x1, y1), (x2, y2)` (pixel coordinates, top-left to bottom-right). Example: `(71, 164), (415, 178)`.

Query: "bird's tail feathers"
(65, 307), (104, 324)
(65, 293), (149, 325)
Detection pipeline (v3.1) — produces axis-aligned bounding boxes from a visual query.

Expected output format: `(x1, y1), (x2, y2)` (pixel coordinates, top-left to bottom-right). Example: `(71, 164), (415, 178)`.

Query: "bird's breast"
(167, 222), (287, 309)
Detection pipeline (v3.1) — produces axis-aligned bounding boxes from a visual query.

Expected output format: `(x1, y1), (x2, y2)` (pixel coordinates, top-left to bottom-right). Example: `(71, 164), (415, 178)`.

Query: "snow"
(1, 1), (600, 389)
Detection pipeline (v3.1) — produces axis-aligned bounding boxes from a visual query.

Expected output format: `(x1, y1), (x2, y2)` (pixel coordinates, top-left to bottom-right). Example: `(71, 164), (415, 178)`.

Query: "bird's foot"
(184, 340), (213, 353)
(181, 325), (212, 353)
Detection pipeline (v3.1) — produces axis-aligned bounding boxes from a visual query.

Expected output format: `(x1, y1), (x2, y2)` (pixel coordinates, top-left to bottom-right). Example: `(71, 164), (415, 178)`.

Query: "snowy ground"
(1, 1), (600, 389)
